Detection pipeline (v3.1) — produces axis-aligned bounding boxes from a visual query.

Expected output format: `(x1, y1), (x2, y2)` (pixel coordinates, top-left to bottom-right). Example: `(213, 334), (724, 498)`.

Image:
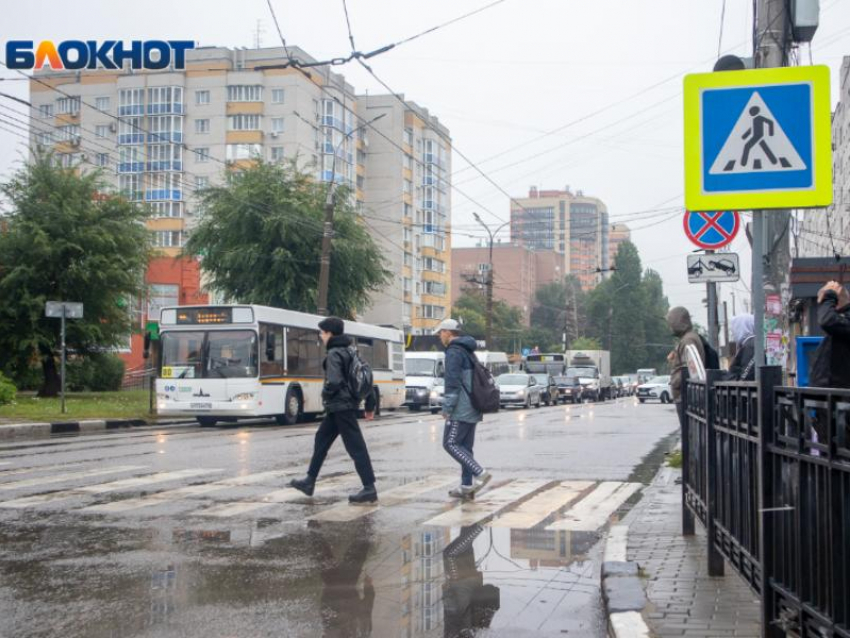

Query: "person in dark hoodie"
(290, 316), (378, 504)
(666, 307), (705, 428)
(809, 280), (850, 388)
(435, 319), (492, 499)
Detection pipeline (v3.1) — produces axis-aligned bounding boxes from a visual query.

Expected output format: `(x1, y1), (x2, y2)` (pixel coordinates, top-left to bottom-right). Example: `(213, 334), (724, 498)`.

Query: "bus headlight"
(233, 392), (255, 401)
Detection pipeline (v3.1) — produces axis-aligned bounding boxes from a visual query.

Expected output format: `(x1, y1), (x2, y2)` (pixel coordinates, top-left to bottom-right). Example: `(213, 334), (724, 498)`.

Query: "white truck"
(404, 352), (445, 412)
(565, 350), (613, 401)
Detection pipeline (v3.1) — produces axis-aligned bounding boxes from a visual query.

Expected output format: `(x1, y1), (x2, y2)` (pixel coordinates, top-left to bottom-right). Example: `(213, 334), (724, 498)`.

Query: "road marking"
(193, 473), (359, 518)
(605, 525), (629, 562)
(0, 465), (146, 491)
(80, 470), (293, 513)
(0, 469), (220, 509)
(546, 481), (642, 532)
(485, 480), (593, 529)
(309, 475), (457, 523)
(423, 479), (548, 528)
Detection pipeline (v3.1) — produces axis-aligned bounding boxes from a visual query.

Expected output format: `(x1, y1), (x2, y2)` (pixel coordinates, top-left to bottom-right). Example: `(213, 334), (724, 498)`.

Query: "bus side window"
(287, 327), (322, 377)
(357, 338), (374, 367)
(373, 339), (389, 370)
(260, 324), (284, 377)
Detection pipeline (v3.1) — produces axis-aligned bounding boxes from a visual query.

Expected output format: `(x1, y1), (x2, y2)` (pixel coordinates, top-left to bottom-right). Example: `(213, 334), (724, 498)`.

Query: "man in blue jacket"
(435, 319), (492, 499)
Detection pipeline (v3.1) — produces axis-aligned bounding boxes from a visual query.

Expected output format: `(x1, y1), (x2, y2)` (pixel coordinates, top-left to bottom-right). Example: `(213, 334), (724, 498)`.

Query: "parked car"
(496, 373), (542, 409)
(612, 376), (626, 398)
(624, 374), (639, 396)
(637, 375), (673, 404)
(554, 375), (583, 404)
(530, 373), (559, 406)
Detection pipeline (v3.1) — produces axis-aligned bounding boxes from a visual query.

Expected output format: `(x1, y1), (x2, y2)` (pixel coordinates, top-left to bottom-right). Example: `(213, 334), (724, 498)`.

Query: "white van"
(404, 352), (445, 411)
(476, 351), (510, 377)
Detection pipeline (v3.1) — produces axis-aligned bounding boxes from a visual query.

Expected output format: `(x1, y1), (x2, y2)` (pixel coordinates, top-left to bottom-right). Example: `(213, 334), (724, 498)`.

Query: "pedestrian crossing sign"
(684, 65), (832, 211)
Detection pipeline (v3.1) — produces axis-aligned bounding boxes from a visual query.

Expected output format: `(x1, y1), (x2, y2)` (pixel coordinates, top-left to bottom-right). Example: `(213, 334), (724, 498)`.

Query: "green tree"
(641, 269), (672, 372)
(184, 160), (391, 318)
(529, 275), (586, 350)
(0, 154), (151, 396)
(453, 290), (524, 352)
(570, 336), (602, 351)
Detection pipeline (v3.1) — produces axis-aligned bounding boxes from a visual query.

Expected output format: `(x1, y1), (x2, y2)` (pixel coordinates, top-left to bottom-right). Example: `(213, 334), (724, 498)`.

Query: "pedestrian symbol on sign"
(709, 92), (805, 175)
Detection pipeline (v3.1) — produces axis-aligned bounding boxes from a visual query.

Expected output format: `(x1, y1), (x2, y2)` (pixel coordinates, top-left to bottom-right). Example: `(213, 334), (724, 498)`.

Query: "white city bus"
(155, 305), (406, 427)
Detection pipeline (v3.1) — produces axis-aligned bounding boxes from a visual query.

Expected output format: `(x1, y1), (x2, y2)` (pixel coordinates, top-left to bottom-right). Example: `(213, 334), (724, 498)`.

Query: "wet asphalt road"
(0, 397), (679, 638)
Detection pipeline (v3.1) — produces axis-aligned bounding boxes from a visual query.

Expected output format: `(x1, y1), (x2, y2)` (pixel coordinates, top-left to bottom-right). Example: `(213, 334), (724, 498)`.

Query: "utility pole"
(752, 0), (791, 370)
(473, 213), (510, 348)
(316, 113), (385, 316)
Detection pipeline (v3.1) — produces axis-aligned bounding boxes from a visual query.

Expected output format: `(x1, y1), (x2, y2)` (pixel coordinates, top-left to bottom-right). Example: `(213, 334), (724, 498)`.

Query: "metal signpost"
(683, 210), (740, 349)
(683, 66), (832, 367)
(45, 301), (84, 414)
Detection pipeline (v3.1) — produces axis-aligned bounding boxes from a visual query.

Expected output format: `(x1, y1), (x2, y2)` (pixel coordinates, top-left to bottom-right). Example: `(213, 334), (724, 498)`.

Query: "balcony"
(146, 161), (183, 172)
(147, 102), (185, 116)
(145, 189), (183, 202)
(118, 105), (145, 117)
(147, 132), (183, 144)
(117, 162), (145, 173)
(118, 133), (145, 145)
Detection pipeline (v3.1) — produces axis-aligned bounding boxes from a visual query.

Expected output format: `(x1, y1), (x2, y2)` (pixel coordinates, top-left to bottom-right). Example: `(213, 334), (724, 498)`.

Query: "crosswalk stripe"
(0, 469), (221, 509)
(0, 465), (146, 491)
(422, 479), (548, 528)
(485, 480), (594, 529)
(80, 470), (293, 513)
(545, 481), (642, 532)
(309, 475), (457, 523)
(193, 473), (360, 518)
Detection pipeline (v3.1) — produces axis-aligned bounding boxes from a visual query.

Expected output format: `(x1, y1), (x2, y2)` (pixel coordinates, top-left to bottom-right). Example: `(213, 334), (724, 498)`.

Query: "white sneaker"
(462, 470), (492, 497)
(448, 485), (473, 499)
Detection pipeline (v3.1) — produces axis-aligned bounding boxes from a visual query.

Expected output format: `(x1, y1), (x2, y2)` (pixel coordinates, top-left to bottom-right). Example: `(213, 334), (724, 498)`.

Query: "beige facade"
(451, 244), (563, 326)
(510, 187), (610, 291)
(799, 56), (850, 258)
(28, 46), (450, 331)
(359, 96), (452, 334)
(608, 223), (632, 266)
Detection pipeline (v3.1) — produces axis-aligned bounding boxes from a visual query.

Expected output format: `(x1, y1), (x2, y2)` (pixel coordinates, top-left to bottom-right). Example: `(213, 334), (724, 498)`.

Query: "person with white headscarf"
(728, 314), (756, 381)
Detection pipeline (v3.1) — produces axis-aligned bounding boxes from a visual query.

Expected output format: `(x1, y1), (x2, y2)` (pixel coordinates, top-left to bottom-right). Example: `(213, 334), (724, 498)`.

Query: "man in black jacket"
(810, 280), (850, 388)
(290, 316), (378, 504)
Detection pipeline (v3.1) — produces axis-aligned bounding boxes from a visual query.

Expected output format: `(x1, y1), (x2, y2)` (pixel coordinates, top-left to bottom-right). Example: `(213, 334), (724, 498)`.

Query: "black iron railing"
(681, 367), (850, 638)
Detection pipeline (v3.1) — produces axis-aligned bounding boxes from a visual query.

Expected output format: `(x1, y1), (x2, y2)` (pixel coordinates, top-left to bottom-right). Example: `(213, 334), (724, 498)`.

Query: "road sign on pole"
(687, 253), (741, 283)
(684, 65), (832, 211)
(45, 301), (84, 414)
(683, 210), (740, 249)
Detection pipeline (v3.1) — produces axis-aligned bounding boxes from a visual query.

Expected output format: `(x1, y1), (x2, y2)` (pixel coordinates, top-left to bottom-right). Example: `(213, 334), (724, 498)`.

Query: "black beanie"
(318, 316), (345, 336)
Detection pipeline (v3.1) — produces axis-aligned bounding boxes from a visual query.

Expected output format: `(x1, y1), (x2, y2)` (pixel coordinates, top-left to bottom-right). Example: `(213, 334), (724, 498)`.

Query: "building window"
(403, 128), (413, 146)
(95, 125), (110, 138)
(56, 96), (80, 115)
(228, 114), (261, 131)
(403, 179), (412, 194)
(226, 143), (262, 160)
(270, 146), (285, 162)
(148, 115), (183, 143)
(195, 176), (209, 189)
(38, 103), (54, 118)
(95, 153), (110, 167)
(195, 119), (210, 134)
(403, 278), (412, 293)
(147, 87), (184, 114)
(423, 257), (445, 273)
(57, 125), (81, 143)
(421, 304), (445, 319)
(95, 96), (110, 112)
(271, 88), (285, 104)
(118, 89), (144, 116)
(148, 284), (179, 318)
(146, 144), (182, 171)
(403, 227), (412, 243)
(195, 90), (211, 105)
(403, 252), (413, 267)
(195, 147), (210, 163)
(153, 231), (184, 248)
(226, 85), (262, 102)
(424, 281), (446, 296)
(271, 117), (284, 133)
(150, 202), (183, 218)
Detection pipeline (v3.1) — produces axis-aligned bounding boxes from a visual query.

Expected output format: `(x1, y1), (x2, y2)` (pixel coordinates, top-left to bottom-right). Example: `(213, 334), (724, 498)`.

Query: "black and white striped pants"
(442, 420), (483, 486)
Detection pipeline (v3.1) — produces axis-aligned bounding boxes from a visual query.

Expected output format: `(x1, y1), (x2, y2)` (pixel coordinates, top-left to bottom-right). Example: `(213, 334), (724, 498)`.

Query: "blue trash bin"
(796, 336), (824, 387)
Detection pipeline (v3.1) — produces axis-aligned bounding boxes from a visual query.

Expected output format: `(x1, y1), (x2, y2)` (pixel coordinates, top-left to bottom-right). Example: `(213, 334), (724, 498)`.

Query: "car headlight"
(233, 392), (255, 401)
(518, 389), (526, 397)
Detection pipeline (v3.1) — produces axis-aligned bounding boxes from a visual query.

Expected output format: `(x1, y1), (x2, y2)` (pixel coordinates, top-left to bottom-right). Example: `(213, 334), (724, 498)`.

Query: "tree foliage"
(184, 161), (391, 318)
(529, 275), (586, 351)
(452, 290), (524, 351)
(0, 154), (151, 396)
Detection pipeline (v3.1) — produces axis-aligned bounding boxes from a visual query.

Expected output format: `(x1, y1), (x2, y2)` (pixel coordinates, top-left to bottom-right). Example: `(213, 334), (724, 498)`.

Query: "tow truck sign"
(687, 253), (740, 283)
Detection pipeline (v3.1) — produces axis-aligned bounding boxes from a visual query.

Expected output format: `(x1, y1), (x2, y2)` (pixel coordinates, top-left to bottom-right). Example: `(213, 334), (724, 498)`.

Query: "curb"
(601, 524), (653, 638)
(0, 418), (195, 440)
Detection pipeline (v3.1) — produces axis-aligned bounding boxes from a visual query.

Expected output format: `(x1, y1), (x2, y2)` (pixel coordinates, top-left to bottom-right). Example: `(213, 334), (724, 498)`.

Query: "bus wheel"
(197, 416), (217, 428)
(276, 387), (302, 426)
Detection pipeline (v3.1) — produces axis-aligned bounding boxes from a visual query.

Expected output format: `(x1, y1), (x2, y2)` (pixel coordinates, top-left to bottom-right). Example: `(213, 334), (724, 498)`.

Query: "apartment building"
(28, 46), (451, 360)
(510, 186), (610, 291)
(799, 56), (850, 258)
(451, 243), (562, 326)
(608, 223), (632, 265)
(358, 95), (452, 335)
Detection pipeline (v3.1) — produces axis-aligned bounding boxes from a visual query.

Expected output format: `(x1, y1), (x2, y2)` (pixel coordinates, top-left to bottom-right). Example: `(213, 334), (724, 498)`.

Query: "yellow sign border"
(684, 65), (832, 211)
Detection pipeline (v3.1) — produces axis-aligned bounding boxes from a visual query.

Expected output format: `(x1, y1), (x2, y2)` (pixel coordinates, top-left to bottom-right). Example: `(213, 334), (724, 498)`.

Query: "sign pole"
(60, 304), (67, 415)
(706, 250), (719, 350)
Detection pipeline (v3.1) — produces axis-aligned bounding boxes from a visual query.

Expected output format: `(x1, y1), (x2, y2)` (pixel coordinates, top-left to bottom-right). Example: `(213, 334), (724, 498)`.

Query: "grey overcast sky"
(1, 0), (849, 327)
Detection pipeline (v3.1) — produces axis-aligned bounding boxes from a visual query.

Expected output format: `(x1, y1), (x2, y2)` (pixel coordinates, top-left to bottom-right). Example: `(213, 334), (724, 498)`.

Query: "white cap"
(433, 318), (461, 335)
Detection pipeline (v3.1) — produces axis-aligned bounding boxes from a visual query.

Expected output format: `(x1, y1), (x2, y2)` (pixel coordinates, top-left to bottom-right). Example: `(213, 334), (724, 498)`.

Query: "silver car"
(497, 373), (542, 409)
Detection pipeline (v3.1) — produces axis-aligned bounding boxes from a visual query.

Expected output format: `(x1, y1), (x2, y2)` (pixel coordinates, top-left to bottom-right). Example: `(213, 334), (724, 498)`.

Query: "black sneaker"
(348, 484), (378, 504)
(289, 476), (316, 496)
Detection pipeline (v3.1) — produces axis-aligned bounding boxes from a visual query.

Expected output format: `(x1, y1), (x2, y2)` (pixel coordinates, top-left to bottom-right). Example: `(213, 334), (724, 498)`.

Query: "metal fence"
(682, 367), (850, 638)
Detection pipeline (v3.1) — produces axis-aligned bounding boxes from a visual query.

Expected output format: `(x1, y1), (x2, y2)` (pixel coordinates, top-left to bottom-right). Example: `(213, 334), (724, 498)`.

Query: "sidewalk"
(622, 465), (762, 637)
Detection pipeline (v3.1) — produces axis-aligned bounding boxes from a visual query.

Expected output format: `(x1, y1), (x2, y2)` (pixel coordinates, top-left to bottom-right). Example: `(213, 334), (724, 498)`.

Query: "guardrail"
(682, 367), (850, 638)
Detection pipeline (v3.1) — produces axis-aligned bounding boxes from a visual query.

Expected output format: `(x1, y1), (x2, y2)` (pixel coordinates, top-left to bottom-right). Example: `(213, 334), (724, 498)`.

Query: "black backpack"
(699, 335), (721, 370)
(455, 348), (500, 414)
(346, 346), (374, 401)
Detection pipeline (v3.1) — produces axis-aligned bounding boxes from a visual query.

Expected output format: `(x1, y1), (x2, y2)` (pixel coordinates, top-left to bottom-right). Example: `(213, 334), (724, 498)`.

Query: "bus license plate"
(190, 402), (212, 410)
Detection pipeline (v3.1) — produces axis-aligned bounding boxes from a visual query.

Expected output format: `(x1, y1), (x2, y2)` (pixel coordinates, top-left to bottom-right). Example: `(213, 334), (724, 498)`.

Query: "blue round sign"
(683, 210), (740, 249)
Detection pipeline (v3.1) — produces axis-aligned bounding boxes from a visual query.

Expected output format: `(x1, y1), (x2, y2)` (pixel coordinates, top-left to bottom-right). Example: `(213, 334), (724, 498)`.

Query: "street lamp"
(316, 112), (386, 316)
(472, 212), (511, 348)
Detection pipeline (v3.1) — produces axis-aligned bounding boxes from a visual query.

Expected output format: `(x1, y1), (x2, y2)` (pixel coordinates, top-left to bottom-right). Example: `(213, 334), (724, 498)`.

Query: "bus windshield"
(406, 358), (438, 377)
(161, 330), (258, 379)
